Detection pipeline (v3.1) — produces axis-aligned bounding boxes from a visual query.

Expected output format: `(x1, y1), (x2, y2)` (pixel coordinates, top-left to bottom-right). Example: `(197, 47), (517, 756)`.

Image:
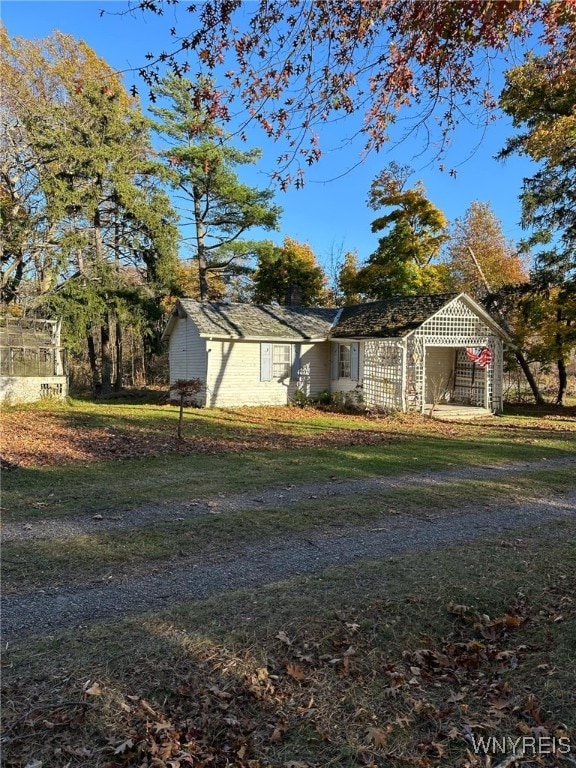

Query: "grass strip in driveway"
(2, 466), (575, 593)
(2, 520), (575, 768)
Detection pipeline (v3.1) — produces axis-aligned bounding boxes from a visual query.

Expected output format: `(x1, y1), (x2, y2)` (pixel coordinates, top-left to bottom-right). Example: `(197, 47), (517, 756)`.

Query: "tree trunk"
(468, 249), (546, 407)
(1, 251), (25, 303)
(178, 393), (185, 439)
(556, 358), (567, 406)
(514, 350), (546, 405)
(485, 300), (545, 405)
(114, 319), (123, 392)
(87, 333), (100, 393)
(194, 185), (209, 300)
(130, 332), (136, 386)
(100, 319), (112, 396)
(285, 283), (303, 305)
(554, 308), (568, 406)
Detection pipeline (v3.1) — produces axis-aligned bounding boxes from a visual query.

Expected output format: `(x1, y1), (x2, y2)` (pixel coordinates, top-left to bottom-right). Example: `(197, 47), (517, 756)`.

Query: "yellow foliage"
(160, 261), (226, 312)
(0, 25), (129, 113)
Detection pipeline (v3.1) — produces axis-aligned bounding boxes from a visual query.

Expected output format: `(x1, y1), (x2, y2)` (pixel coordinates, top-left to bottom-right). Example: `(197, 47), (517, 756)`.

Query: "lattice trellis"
(489, 335), (504, 412)
(363, 340), (403, 409)
(403, 298), (504, 412)
(296, 361), (311, 396)
(417, 299), (493, 346)
(405, 335), (424, 410)
(453, 349), (486, 406)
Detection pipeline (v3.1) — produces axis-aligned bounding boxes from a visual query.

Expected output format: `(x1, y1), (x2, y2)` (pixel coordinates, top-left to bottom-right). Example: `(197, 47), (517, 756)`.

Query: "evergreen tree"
(1, 29), (179, 392)
(150, 74), (281, 300)
(499, 54), (576, 404)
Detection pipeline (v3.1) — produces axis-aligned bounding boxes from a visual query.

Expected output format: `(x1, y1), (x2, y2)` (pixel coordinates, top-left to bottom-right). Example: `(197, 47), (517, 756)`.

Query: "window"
(339, 344), (351, 378)
(332, 342), (359, 381)
(272, 344), (291, 379)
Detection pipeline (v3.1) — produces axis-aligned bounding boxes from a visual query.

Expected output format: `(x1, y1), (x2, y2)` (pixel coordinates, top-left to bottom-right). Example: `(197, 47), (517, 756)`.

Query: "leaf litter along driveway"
(2, 456), (576, 643)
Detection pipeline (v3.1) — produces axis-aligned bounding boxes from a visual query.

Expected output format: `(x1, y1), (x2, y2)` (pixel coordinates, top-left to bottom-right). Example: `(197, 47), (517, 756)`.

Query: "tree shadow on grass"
(3, 535), (575, 767)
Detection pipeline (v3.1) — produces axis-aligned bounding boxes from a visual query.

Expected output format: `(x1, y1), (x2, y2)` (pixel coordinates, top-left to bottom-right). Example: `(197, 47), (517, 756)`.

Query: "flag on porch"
(466, 347), (492, 368)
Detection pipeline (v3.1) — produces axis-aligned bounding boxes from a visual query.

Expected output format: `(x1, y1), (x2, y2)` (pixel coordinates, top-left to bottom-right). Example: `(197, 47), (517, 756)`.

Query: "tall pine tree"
(150, 74), (281, 300)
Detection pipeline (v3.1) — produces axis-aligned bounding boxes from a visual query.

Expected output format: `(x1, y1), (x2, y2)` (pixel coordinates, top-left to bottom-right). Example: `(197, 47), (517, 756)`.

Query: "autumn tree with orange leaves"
(445, 201), (528, 300)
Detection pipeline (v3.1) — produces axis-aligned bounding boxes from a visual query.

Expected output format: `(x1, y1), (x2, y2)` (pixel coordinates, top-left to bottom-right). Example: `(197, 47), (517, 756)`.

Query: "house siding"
(168, 317), (207, 405)
(164, 295), (506, 413)
(288, 341), (331, 400)
(206, 340), (330, 407)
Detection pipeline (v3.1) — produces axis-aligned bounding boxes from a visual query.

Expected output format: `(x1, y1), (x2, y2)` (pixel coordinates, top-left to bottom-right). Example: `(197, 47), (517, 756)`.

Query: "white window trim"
(272, 343), (291, 379)
(338, 344), (351, 379)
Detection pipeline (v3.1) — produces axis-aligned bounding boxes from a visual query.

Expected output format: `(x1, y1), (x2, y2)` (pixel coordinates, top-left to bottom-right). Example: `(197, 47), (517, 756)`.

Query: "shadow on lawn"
(1, 398), (575, 472)
(3, 537), (575, 768)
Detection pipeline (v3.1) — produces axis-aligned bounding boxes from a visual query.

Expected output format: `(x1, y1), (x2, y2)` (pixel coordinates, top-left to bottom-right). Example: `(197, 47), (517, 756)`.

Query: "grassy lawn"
(2, 400), (575, 521)
(1, 399), (575, 766)
(2, 521), (575, 767)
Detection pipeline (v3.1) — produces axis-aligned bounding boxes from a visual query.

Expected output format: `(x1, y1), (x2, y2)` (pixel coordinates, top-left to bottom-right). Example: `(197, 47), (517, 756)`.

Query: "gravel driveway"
(3, 455), (575, 543)
(2, 455), (575, 643)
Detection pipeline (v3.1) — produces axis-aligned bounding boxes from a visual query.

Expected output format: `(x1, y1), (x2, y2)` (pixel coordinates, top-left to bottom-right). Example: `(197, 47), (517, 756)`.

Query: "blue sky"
(3, 1), (539, 272)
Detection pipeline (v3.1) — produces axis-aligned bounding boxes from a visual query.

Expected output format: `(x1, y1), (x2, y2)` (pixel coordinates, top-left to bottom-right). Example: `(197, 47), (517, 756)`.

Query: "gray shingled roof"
(177, 300), (338, 339)
(330, 293), (459, 338)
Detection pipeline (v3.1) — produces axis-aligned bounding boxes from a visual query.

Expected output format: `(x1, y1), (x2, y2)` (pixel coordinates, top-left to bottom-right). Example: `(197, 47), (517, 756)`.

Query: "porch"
(422, 403), (494, 421)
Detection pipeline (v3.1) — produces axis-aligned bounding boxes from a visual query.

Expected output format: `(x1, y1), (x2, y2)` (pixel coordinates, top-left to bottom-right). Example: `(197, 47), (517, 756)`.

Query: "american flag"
(466, 347), (492, 368)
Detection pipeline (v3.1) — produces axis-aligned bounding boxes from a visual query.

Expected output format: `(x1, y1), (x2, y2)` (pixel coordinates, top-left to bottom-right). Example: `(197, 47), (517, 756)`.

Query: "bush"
(312, 389), (331, 405)
(331, 388), (365, 412)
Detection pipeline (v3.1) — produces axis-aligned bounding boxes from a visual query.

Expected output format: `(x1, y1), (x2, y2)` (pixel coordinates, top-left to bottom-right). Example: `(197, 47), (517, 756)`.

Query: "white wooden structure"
(0, 317), (68, 405)
(163, 294), (508, 413)
(162, 300), (334, 408)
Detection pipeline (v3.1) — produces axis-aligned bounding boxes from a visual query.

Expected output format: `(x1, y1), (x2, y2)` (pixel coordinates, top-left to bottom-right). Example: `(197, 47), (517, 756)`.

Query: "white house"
(162, 293), (509, 413)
